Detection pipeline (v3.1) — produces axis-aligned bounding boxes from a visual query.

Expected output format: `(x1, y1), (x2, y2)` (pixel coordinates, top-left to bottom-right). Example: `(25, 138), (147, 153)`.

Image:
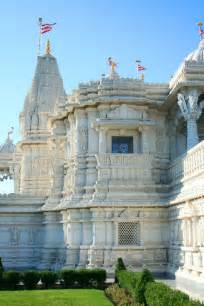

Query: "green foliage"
(60, 269), (106, 289)
(117, 269), (154, 304)
(0, 258), (4, 287)
(105, 283), (142, 306)
(116, 258), (126, 271)
(117, 270), (139, 298)
(40, 271), (58, 289)
(115, 257), (126, 283)
(144, 282), (204, 306)
(2, 271), (21, 290)
(86, 269), (106, 288)
(0, 258), (4, 272)
(22, 271), (40, 290)
(134, 269), (154, 304)
(187, 301), (204, 306)
(60, 269), (77, 288)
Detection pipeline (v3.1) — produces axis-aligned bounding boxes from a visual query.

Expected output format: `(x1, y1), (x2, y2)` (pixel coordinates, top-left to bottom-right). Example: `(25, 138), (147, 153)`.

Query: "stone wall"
(62, 207), (168, 272)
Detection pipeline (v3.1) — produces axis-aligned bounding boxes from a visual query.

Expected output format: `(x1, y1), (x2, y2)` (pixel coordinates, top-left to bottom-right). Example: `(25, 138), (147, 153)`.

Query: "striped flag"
(41, 22), (56, 34)
(198, 28), (204, 36)
(137, 64), (146, 71)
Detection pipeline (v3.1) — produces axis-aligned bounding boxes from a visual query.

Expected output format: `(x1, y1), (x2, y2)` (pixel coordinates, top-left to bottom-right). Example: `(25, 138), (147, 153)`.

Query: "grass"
(0, 289), (113, 306)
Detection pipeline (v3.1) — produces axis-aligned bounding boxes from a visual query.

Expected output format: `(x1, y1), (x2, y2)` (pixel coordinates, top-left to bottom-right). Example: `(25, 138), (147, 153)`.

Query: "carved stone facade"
(1, 40), (204, 290)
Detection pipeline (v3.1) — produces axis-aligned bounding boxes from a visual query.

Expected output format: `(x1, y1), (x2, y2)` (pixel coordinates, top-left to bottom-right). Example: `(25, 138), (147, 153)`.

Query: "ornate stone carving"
(78, 127), (88, 153)
(177, 90), (203, 149)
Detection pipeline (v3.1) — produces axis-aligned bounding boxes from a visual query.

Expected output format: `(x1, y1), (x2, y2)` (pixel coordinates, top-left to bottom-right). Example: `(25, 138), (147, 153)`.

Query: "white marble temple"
(0, 40), (204, 291)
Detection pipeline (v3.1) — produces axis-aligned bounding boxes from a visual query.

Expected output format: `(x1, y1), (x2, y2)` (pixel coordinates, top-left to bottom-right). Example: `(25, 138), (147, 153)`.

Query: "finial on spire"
(197, 21), (204, 40)
(7, 127), (14, 141)
(108, 57), (117, 73)
(46, 39), (51, 55)
(107, 57), (119, 79)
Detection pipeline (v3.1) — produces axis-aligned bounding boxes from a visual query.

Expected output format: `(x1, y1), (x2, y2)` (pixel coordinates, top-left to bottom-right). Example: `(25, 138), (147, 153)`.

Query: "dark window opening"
(112, 136), (133, 153)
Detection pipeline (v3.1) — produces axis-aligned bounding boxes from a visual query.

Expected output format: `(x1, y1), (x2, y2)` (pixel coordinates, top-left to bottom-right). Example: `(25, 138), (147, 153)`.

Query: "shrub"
(145, 281), (204, 306)
(60, 269), (106, 289)
(0, 258), (4, 272)
(116, 258), (126, 271)
(0, 258), (4, 288)
(2, 271), (21, 290)
(117, 269), (154, 304)
(117, 270), (139, 298)
(75, 269), (90, 288)
(60, 270), (77, 288)
(134, 269), (154, 304)
(40, 271), (58, 289)
(115, 257), (126, 282)
(145, 282), (190, 306)
(89, 269), (106, 288)
(105, 284), (142, 306)
(22, 271), (40, 289)
(187, 301), (204, 306)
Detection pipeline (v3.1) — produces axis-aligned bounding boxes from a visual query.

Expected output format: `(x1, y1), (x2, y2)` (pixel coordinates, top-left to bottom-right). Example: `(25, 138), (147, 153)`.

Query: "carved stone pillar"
(78, 209), (92, 267)
(68, 114), (75, 157)
(73, 109), (87, 199)
(75, 109), (88, 155)
(192, 216), (199, 249)
(99, 128), (107, 153)
(87, 108), (98, 154)
(50, 138), (65, 199)
(140, 126), (150, 153)
(64, 209), (82, 268)
(183, 219), (187, 247)
(84, 108), (98, 199)
(88, 209), (105, 267)
(177, 89), (202, 150)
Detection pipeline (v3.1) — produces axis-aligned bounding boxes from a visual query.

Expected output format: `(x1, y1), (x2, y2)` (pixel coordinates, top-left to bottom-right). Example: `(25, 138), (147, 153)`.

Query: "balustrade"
(169, 140), (204, 182)
(96, 153), (154, 181)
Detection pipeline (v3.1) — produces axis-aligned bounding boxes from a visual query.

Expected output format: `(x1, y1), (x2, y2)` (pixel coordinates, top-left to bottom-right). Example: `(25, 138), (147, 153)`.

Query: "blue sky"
(0, 0), (204, 192)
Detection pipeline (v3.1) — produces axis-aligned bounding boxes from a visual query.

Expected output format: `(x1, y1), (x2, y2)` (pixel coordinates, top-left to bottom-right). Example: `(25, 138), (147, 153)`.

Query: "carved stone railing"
(96, 153), (154, 182)
(168, 140), (204, 183)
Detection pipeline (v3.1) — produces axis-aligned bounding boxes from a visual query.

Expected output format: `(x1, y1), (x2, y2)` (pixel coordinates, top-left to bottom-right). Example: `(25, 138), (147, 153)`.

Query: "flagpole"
(38, 17), (42, 56)
(197, 22), (203, 41)
(136, 60), (141, 79)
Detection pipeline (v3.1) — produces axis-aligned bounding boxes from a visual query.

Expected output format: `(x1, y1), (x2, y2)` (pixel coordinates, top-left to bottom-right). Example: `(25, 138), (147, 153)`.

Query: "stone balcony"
(93, 153), (168, 205)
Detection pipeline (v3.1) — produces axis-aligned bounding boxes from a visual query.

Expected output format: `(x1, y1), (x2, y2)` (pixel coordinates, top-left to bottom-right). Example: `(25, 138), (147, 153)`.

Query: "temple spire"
(45, 39), (51, 55)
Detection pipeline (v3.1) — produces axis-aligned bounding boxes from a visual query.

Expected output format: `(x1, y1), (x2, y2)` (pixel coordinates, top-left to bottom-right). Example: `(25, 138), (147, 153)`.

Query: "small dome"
(0, 138), (15, 154)
(185, 40), (204, 62)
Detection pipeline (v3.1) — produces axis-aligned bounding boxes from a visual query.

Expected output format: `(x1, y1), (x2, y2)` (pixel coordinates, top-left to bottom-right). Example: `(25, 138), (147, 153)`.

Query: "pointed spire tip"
(45, 39), (51, 55)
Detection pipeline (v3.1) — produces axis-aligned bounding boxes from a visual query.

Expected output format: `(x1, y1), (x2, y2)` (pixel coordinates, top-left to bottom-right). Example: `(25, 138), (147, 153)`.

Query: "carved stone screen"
(112, 136), (133, 153)
(118, 222), (140, 245)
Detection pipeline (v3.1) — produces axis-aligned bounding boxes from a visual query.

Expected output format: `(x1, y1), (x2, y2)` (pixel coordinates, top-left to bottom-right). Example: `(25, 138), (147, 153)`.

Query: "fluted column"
(177, 89), (202, 150)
